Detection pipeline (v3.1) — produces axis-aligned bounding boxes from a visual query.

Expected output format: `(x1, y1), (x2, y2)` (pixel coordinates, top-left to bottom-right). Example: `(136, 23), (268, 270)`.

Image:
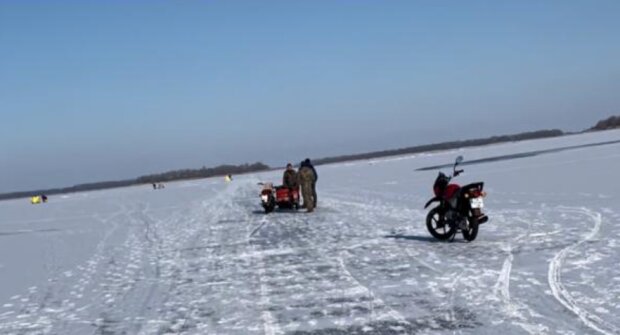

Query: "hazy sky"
(1, 0), (619, 192)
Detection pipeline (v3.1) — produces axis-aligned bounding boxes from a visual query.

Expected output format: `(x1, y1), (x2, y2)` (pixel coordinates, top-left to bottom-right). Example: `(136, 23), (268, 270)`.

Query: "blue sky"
(1, 0), (619, 192)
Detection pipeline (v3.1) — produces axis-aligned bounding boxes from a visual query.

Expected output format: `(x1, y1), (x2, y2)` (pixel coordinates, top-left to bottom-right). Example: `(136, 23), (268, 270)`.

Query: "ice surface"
(1, 130), (619, 334)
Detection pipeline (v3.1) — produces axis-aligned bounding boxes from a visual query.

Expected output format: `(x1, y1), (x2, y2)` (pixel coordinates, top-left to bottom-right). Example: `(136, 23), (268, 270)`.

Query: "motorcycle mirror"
(455, 155), (464, 166)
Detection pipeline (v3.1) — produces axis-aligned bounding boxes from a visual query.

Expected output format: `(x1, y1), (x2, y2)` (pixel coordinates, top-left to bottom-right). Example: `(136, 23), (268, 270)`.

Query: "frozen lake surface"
(1, 130), (620, 334)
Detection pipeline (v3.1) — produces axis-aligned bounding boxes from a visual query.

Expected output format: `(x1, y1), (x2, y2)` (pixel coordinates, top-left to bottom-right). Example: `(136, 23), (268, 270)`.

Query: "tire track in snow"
(323, 194), (478, 328)
(248, 215), (283, 335)
(249, 218), (269, 238)
(337, 193), (614, 333)
(247, 190), (415, 331)
(338, 251), (410, 325)
(493, 216), (532, 321)
(0, 205), (130, 334)
(139, 182), (254, 334)
(495, 250), (513, 304)
(256, 259), (282, 335)
(324, 192), (587, 333)
(547, 207), (619, 335)
(447, 269), (466, 326)
(308, 196), (421, 325)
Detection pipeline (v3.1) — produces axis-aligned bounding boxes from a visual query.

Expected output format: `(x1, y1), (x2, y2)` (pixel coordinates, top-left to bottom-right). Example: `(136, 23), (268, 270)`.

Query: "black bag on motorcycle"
(433, 172), (450, 197)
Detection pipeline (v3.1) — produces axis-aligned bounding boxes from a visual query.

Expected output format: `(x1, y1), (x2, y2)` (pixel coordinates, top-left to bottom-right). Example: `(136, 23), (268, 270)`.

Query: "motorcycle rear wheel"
(426, 207), (456, 240)
(462, 217), (479, 241)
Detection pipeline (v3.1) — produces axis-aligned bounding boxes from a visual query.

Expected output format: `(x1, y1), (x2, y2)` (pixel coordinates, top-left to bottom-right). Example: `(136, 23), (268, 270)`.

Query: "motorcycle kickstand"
(449, 228), (457, 242)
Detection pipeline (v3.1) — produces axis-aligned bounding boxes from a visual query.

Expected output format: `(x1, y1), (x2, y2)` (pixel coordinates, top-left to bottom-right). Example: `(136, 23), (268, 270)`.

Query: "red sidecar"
(275, 186), (300, 208)
(260, 183), (300, 213)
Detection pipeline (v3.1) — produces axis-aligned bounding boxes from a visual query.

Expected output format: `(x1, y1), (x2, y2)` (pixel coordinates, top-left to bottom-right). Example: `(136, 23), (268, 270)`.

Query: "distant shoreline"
(415, 138), (620, 171)
(1, 118), (618, 202)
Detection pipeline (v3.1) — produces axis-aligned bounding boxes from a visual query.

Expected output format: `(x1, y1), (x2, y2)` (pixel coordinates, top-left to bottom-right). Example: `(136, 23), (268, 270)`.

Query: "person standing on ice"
(298, 159), (317, 212)
(283, 163), (297, 188)
(282, 163), (298, 201)
(282, 163), (299, 202)
(301, 158), (318, 208)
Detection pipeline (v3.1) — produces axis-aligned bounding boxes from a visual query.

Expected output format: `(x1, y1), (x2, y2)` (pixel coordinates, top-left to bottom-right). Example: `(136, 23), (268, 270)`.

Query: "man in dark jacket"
(300, 158), (318, 208)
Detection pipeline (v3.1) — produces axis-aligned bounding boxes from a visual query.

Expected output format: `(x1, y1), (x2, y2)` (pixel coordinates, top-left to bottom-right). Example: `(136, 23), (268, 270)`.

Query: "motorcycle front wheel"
(462, 216), (479, 241)
(263, 204), (275, 214)
(426, 207), (456, 241)
(263, 196), (276, 214)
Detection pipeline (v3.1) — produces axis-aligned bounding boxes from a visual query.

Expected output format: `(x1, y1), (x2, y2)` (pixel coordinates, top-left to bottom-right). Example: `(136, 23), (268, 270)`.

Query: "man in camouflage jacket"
(298, 159), (317, 212)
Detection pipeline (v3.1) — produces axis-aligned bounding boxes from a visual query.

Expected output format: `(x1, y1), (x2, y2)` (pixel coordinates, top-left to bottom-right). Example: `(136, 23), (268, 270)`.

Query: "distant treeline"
(312, 129), (564, 166)
(4, 115), (617, 201)
(0, 162), (270, 201)
(0, 180), (136, 201)
(136, 162), (270, 184)
(590, 115), (620, 131)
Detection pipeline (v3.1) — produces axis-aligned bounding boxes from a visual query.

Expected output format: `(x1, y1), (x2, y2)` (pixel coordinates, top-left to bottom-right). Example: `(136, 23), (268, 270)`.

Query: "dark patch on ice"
(326, 297), (358, 304)
(352, 305), (372, 314)
(174, 240), (247, 253)
(291, 302), (319, 309)
(93, 315), (122, 335)
(327, 308), (350, 317)
(289, 308), (482, 334)
(217, 218), (241, 223)
(384, 234), (470, 244)
(315, 265), (332, 273)
(251, 208), (305, 215)
(416, 139), (620, 171)
(383, 234), (439, 243)
(515, 242), (575, 253)
(0, 228), (61, 237)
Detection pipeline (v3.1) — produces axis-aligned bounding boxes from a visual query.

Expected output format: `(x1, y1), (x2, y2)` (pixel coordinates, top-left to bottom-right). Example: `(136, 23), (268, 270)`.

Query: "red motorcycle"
(424, 156), (488, 241)
(259, 183), (300, 213)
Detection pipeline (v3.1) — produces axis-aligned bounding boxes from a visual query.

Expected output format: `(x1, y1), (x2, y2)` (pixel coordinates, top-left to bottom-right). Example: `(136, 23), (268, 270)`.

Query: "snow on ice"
(1, 130), (620, 334)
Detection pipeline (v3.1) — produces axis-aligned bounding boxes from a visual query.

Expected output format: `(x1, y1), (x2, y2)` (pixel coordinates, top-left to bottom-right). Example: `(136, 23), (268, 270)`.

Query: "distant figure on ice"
(298, 159), (317, 212)
(30, 194), (47, 204)
(225, 174), (233, 183)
